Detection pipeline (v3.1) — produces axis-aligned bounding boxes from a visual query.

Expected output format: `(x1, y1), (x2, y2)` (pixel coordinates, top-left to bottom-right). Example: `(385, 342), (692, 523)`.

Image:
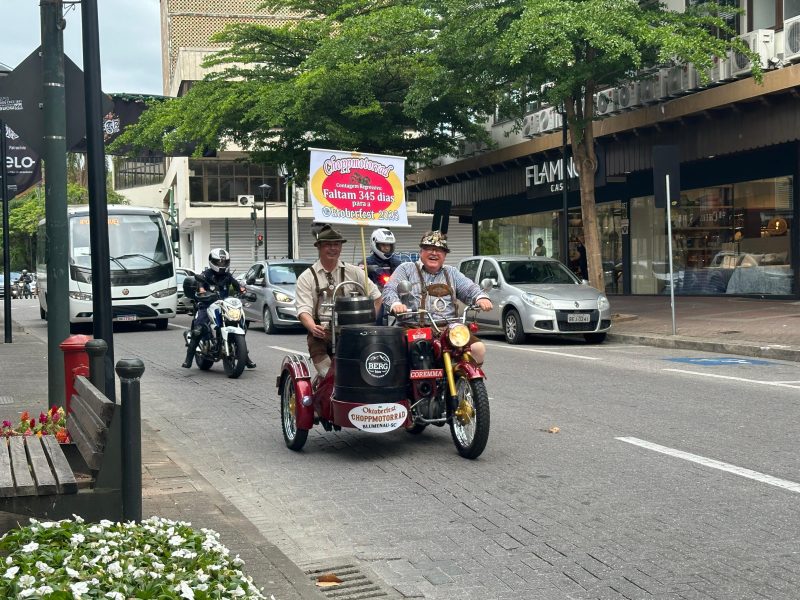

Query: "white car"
(458, 256), (612, 344)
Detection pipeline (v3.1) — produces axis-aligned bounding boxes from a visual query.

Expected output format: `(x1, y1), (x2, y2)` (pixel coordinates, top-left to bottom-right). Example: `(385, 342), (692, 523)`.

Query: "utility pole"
(1, 120), (12, 343)
(41, 0), (69, 408)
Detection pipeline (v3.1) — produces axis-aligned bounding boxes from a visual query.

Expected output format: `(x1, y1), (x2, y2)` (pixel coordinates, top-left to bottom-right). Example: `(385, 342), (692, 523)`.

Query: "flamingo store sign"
(308, 148), (408, 227)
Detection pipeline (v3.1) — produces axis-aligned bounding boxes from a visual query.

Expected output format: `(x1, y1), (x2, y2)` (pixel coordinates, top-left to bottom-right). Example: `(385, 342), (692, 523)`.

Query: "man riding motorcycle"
(182, 248), (257, 370)
(363, 228), (402, 324)
(18, 270), (32, 298)
(382, 230), (493, 366)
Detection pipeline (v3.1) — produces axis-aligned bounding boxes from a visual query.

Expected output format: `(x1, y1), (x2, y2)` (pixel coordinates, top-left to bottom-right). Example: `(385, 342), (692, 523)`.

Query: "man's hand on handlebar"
(476, 298), (492, 311)
(390, 303), (408, 315)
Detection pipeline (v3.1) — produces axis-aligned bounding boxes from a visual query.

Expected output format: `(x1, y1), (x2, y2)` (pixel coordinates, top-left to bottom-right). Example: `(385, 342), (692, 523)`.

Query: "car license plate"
(117, 315), (137, 322)
(567, 313), (590, 323)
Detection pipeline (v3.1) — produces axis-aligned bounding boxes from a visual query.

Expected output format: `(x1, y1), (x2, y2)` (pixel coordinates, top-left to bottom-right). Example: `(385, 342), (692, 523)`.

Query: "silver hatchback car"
(240, 260), (313, 333)
(457, 256), (612, 344)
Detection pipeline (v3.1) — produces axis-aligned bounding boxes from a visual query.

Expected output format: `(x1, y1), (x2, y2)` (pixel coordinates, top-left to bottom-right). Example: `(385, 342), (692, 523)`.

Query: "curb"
(607, 332), (800, 362)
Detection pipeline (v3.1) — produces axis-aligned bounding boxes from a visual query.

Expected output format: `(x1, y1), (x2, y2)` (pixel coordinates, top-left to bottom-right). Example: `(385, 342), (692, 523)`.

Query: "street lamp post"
(259, 183), (271, 260)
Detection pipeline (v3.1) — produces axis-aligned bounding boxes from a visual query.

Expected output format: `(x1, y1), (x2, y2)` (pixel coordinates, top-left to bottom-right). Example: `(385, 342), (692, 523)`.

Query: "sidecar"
(276, 288), (411, 450)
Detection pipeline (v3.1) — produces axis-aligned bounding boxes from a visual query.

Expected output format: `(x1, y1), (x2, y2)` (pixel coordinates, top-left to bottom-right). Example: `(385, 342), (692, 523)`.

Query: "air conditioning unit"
(237, 194), (255, 207)
(594, 88), (619, 116)
(614, 82), (641, 110)
(704, 55), (732, 85)
(730, 29), (775, 77)
(638, 71), (667, 104)
(784, 15), (800, 62)
(537, 106), (563, 134)
(521, 113), (541, 138)
(663, 64), (699, 96)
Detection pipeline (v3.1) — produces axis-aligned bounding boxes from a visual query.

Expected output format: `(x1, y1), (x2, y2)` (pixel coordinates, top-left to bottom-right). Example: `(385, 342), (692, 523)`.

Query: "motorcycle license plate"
(117, 315), (137, 322)
(406, 327), (432, 342)
(567, 313), (591, 323)
(410, 369), (444, 380)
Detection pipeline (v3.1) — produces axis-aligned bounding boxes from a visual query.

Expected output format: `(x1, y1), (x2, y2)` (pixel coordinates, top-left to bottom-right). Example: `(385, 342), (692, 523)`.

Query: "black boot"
(182, 330), (201, 368)
(246, 357), (257, 369)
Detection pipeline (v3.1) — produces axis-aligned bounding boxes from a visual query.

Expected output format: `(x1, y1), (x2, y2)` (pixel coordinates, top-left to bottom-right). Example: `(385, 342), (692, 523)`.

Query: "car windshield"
(499, 260), (579, 285)
(268, 264), (310, 285)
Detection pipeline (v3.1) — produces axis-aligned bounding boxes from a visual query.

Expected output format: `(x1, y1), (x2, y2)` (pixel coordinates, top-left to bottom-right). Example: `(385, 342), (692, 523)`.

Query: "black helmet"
(209, 248), (231, 273)
(21, 269), (28, 275)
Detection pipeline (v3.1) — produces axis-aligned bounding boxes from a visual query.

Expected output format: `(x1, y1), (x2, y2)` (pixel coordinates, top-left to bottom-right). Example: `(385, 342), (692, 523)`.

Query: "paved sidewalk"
(0, 318), (323, 600)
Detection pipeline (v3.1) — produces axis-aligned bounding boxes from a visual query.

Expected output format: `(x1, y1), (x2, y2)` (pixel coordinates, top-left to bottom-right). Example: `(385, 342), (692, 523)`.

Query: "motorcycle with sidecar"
(276, 279), (492, 459)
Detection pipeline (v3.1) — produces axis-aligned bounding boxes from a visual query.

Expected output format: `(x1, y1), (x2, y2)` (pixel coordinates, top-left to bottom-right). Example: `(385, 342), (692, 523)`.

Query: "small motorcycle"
(10, 283), (20, 300)
(184, 289), (252, 378)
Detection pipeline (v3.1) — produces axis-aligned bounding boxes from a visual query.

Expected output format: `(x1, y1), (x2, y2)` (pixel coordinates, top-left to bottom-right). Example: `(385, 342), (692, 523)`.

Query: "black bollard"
(115, 359), (145, 523)
(85, 339), (108, 397)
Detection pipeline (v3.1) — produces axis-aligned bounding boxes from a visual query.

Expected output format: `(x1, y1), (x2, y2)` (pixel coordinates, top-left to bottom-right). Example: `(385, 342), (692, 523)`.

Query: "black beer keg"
(335, 325), (408, 403)
(334, 294), (375, 328)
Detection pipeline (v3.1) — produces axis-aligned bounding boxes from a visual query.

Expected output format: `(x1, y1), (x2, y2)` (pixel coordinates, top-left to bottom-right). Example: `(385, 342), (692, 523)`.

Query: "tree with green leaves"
(437, 0), (757, 291)
(111, 0), (496, 179)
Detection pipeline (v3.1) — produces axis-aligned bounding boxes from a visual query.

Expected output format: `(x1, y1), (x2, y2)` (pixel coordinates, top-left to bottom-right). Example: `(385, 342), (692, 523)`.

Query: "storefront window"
(478, 212), (560, 260)
(635, 176), (793, 296)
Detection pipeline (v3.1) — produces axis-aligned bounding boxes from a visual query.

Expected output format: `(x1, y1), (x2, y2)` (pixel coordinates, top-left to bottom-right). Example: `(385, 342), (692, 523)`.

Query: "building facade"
(408, 4), (800, 298)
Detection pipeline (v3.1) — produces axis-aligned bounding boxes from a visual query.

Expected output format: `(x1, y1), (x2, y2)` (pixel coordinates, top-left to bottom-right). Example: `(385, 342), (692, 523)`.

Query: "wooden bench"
(0, 342), (135, 522)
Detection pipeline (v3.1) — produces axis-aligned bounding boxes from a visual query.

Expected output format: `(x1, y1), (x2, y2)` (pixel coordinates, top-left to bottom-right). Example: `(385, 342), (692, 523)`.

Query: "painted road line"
(485, 342), (600, 361)
(617, 436), (800, 494)
(664, 368), (800, 390)
(269, 346), (310, 357)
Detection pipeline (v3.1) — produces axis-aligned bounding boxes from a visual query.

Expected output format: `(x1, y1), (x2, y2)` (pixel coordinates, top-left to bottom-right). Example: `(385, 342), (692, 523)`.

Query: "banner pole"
(360, 226), (369, 292)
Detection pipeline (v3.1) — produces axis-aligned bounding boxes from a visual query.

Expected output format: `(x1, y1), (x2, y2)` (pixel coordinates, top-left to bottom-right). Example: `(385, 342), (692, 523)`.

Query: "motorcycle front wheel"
(222, 333), (247, 378)
(280, 373), (308, 451)
(450, 375), (490, 459)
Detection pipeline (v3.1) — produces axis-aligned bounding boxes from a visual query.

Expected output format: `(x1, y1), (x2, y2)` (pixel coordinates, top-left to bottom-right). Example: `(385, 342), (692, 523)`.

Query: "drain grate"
(302, 558), (401, 600)
(0, 396), (14, 405)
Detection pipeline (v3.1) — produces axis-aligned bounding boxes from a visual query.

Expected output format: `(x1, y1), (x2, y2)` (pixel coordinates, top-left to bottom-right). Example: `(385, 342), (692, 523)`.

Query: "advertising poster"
(308, 148), (408, 227)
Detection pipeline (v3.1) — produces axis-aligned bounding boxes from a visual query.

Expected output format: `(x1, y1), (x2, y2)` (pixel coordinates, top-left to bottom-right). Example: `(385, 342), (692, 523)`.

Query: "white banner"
(308, 148), (408, 227)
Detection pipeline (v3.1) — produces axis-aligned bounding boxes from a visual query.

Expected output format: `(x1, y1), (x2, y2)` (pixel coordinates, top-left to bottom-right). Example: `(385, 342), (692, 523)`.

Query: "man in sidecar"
(382, 230), (493, 366)
(295, 225), (382, 378)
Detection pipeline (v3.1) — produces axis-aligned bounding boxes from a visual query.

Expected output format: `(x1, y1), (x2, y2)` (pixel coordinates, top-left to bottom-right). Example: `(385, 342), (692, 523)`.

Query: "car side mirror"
(255, 277), (266, 287)
(397, 280), (412, 299)
(480, 278), (495, 292)
(246, 277), (255, 285)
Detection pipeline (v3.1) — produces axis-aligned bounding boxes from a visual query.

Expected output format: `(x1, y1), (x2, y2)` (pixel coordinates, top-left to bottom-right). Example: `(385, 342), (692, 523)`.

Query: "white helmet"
(208, 248), (231, 273)
(370, 228), (396, 260)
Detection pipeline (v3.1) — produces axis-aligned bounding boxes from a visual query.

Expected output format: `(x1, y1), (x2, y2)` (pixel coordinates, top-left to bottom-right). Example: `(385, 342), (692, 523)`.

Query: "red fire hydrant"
(59, 335), (93, 413)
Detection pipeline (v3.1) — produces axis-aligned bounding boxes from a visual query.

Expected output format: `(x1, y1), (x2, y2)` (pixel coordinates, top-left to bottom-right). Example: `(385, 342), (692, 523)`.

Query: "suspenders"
(311, 266), (346, 323)
(412, 262), (455, 325)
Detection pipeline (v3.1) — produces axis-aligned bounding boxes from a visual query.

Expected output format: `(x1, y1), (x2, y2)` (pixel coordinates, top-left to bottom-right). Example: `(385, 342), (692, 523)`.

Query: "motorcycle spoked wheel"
(280, 374), (309, 451)
(222, 333), (247, 378)
(450, 375), (490, 459)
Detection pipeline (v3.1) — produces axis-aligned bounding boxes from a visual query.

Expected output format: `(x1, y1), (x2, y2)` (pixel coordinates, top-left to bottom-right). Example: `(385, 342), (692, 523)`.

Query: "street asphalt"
(0, 293), (797, 599)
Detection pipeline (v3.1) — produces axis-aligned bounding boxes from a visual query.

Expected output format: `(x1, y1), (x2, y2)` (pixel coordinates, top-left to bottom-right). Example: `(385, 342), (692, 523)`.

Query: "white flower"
(231, 586), (246, 597)
(35, 561), (54, 574)
(107, 561), (123, 578)
(196, 571), (210, 583)
(196, 583), (209, 591)
(99, 519), (113, 527)
(70, 581), (90, 597)
(3, 565), (19, 579)
(21, 541), (39, 552)
(179, 581), (195, 599)
(166, 573), (175, 581)
(168, 535), (186, 546)
(19, 574), (35, 587)
(152, 561), (165, 572)
(72, 514), (85, 523)
(66, 566), (80, 578)
(40, 521), (56, 529)
(36, 586), (54, 595)
(89, 525), (103, 534)
(70, 533), (85, 546)
(105, 592), (124, 600)
(4, 557), (10, 565)
(19, 589), (36, 598)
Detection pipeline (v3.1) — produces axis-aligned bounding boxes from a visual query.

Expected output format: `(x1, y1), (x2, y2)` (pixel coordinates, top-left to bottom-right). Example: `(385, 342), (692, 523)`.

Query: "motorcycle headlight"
(153, 286), (178, 298)
(225, 307), (242, 321)
(448, 323), (471, 348)
(273, 291), (293, 303)
(523, 293), (554, 310)
(597, 295), (610, 311)
(69, 291), (92, 301)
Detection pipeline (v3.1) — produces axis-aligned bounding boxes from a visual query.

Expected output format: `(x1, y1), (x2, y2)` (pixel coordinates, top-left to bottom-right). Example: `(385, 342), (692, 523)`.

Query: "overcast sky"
(0, 0), (163, 95)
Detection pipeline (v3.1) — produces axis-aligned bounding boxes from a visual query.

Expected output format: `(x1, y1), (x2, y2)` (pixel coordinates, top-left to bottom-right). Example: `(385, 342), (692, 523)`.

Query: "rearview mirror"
(480, 278), (495, 292)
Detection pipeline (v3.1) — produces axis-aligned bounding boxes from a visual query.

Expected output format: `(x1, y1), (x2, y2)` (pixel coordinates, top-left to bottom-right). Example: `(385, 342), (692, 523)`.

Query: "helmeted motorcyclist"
(181, 248), (256, 370)
(363, 228), (402, 324)
(18, 270), (32, 298)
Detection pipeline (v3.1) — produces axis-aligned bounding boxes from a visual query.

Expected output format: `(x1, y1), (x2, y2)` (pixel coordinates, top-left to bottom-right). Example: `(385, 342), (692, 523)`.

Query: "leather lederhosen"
(413, 262), (455, 326)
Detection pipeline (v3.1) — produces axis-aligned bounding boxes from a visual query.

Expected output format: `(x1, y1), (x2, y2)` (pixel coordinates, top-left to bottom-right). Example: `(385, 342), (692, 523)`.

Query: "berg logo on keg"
(365, 351), (391, 378)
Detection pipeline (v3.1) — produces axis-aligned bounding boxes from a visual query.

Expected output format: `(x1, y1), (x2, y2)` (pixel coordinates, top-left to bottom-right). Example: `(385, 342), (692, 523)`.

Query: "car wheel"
(263, 306), (276, 334)
(584, 332), (607, 344)
(503, 309), (526, 344)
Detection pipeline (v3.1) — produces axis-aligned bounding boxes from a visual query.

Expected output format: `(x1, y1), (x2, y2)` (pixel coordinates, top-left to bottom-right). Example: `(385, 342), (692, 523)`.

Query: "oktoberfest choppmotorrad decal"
(308, 148), (408, 228)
